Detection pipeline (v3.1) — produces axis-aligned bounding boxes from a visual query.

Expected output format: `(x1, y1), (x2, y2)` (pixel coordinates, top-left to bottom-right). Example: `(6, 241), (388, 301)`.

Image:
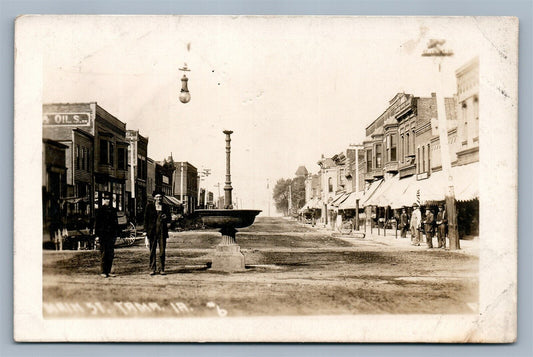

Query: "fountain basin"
(196, 209), (262, 229)
(196, 209), (261, 272)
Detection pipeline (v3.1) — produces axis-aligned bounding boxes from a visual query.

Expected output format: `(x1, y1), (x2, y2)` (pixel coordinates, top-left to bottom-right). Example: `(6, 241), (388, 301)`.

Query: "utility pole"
(422, 39), (460, 250)
(288, 183), (292, 216)
(180, 162), (185, 213)
(197, 168), (211, 209)
(267, 179), (270, 217)
(214, 182), (221, 209)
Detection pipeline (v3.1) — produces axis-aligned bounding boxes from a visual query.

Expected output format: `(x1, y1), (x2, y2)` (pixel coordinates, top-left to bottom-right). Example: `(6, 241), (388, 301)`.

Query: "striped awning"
(163, 196), (182, 207)
(338, 191), (364, 210)
(365, 162), (479, 208)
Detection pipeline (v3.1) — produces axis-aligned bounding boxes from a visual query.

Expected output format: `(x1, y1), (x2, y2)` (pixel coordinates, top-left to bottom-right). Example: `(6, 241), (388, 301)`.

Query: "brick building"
(171, 161), (198, 214)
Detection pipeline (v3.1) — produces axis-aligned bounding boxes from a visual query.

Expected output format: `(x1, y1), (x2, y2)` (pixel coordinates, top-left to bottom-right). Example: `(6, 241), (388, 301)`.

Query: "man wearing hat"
(424, 207), (436, 248)
(144, 190), (171, 275)
(94, 192), (119, 278)
(409, 203), (422, 246)
(399, 208), (409, 238)
(436, 204), (448, 249)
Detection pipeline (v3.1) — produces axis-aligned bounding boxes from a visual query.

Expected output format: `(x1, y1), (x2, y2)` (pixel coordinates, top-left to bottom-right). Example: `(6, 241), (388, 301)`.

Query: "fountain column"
(211, 130), (244, 272)
(223, 130), (233, 209)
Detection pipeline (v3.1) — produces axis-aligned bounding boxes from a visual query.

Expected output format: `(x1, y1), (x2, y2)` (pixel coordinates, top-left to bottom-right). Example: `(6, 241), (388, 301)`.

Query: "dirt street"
(42, 217), (478, 318)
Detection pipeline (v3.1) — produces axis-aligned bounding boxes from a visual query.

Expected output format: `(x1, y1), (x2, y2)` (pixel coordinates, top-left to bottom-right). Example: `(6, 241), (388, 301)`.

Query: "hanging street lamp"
(179, 63), (191, 104)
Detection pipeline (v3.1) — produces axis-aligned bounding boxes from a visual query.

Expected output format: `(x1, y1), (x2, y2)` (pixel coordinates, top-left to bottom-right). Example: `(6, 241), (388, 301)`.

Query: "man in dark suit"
(436, 205), (448, 249)
(94, 192), (119, 278)
(424, 207), (436, 249)
(399, 208), (409, 238)
(144, 190), (171, 275)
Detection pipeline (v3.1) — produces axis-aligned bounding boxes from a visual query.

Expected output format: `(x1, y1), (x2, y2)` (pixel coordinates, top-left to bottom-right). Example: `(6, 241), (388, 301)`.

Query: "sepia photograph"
(14, 15), (518, 342)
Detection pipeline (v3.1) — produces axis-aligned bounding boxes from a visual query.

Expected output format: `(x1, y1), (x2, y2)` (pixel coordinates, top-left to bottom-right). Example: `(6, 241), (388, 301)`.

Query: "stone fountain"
(196, 130), (261, 272)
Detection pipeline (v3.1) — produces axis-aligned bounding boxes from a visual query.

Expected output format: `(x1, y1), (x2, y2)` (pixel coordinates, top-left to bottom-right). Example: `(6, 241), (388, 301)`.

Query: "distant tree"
(272, 178), (291, 215)
(272, 176), (306, 216)
(291, 176), (306, 211)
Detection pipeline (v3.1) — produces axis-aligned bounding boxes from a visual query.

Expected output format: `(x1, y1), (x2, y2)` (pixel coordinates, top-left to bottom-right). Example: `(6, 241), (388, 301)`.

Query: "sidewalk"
(299, 221), (479, 256)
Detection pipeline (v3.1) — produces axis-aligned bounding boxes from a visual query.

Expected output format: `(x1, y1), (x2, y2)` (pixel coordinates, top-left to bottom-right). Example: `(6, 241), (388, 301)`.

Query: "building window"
(118, 148), (126, 170)
(375, 144), (382, 169)
(328, 177), (333, 193)
(427, 144), (431, 172)
(366, 150), (372, 172)
(422, 145), (426, 172)
(412, 130), (416, 155)
(391, 134), (397, 162)
(400, 135), (404, 163)
(406, 133), (410, 157)
(417, 147), (420, 173)
(75, 145), (80, 170)
(109, 142), (114, 166)
(100, 139), (109, 164)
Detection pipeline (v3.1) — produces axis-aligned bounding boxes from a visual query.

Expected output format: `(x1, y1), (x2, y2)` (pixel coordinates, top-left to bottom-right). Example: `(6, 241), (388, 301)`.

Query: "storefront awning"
(364, 176), (399, 207)
(454, 162), (479, 202)
(360, 179), (384, 207)
(332, 192), (351, 207)
(338, 191), (364, 210)
(328, 192), (345, 206)
(383, 162), (479, 208)
(163, 196), (182, 207)
(300, 197), (323, 212)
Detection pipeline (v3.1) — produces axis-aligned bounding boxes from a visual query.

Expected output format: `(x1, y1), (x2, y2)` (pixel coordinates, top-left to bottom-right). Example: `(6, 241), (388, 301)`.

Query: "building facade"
(455, 57), (479, 166)
(125, 130), (149, 223)
(171, 161), (198, 214)
(146, 157), (156, 203)
(155, 158), (175, 197)
(43, 102), (128, 217)
(42, 139), (68, 242)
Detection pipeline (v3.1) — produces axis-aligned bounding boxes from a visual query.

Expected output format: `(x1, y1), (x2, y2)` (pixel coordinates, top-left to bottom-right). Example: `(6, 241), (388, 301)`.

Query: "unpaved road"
(43, 217), (478, 318)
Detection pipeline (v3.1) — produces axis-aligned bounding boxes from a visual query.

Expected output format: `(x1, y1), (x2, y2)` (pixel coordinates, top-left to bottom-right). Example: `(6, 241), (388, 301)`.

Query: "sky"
(41, 16), (483, 215)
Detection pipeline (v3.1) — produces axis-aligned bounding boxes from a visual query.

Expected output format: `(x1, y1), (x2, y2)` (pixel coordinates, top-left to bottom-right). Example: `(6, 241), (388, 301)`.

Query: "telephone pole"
(422, 39), (460, 250)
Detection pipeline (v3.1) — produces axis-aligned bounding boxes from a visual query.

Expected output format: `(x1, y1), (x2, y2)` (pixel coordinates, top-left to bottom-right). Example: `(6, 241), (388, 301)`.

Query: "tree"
(272, 176), (306, 216)
(291, 176), (306, 211)
(272, 178), (291, 216)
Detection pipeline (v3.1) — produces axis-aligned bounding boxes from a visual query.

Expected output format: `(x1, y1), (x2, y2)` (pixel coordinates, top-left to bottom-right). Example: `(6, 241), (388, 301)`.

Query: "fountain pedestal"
(196, 209), (261, 272)
(212, 227), (245, 271)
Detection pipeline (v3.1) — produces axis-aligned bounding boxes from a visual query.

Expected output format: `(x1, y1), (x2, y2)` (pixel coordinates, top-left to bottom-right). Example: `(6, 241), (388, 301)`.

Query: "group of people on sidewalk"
(399, 203), (448, 249)
(94, 190), (170, 278)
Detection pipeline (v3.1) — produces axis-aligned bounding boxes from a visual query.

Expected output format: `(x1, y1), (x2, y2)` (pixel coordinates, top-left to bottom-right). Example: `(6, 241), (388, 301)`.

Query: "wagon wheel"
(123, 222), (137, 246)
(339, 221), (353, 235)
